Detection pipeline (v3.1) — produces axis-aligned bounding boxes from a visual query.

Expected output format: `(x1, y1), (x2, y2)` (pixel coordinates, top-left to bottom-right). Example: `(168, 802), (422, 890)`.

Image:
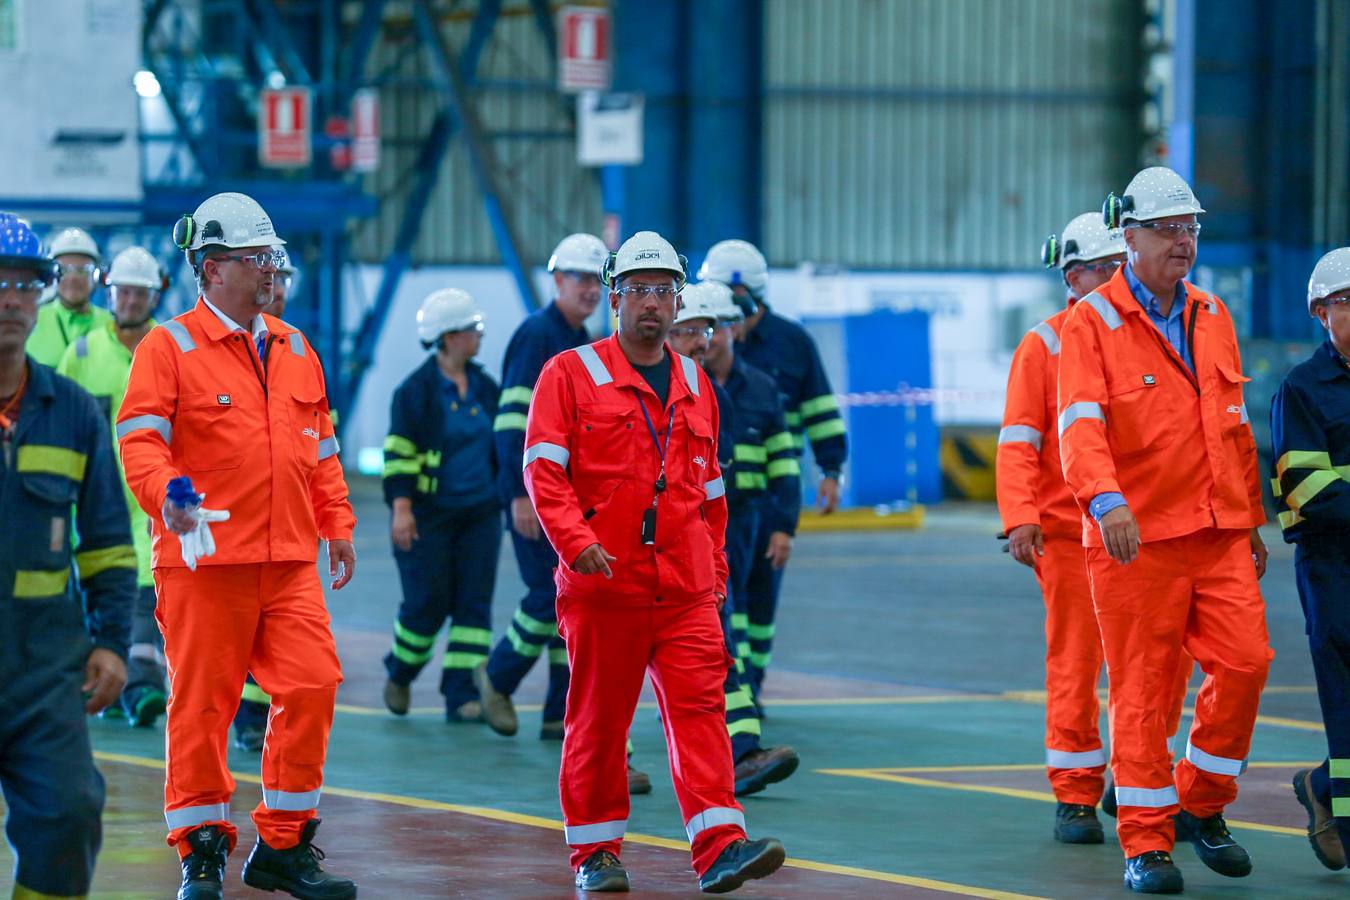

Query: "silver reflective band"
(704, 476), (726, 500)
(130, 642), (166, 664)
(680, 354), (700, 396)
(998, 425), (1043, 451)
(162, 319), (197, 353)
(117, 414), (173, 445)
(1058, 402), (1104, 437)
(165, 802), (229, 829)
(262, 788), (322, 811)
(574, 344), (613, 386)
(289, 332), (306, 357)
(685, 806), (745, 842)
(1030, 321), (1060, 355)
(524, 442), (570, 470)
(1114, 785), (1178, 808)
(564, 818), (627, 845)
(1045, 747), (1107, 769)
(74, 335), (89, 358)
(1185, 740), (1246, 777)
(1239, 403), (1249, 425)
(1206, 293), (1218, 315)
(317, 436), (340, 460)
(1082, 292), (1123, 330)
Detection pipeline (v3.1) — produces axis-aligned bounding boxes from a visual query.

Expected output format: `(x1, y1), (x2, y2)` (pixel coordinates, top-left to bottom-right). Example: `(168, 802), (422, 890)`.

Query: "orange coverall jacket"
(116, 299), (354, 567)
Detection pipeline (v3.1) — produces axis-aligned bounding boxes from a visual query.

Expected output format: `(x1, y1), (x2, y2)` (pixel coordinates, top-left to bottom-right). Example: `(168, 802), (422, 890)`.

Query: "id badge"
(640, 507), (657, 545)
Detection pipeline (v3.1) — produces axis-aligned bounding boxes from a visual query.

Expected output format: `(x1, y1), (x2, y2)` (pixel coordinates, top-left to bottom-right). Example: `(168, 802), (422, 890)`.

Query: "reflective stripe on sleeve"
(1082, 292), (1123, 330)
(1030, 321), (1060, 355)
(288, 332), (306, 357)
(1046, 747), (1107, 769)
(1238, 403), (1249, 425)
(384, 434), (418, 458)
(75, 544), (137, 578)
(15, 445), (87, 480)
(573, 344), (613, 386)
(317, 436), (340, 460)
(75, 335), (89, 357)
(1288, 470), (1340, 512)
(806, 418), (846, 441)
(500, 386), (534, 406)
(117, 414), (173, 444)
(564, 818), (627, 845)
(998, 425), (1043, 451)
(165, 803), (229, 830)
(1185, 740), (1247, 777)
(262, 788), (321, 811)
(1058, 401), (1104, 437)
(523, 442), (569, 470)
(704, 476), (726, 500)
(1114, 785), (1178, 808)
(161, 319), (196, 353)
(801, 394), (840, 417)
(767, 458), (800, 479)
(493, 412), (528, 432)
(685, 806), (745, 842)
(14, 569), (70, 598)
(680, 354), (700, 396)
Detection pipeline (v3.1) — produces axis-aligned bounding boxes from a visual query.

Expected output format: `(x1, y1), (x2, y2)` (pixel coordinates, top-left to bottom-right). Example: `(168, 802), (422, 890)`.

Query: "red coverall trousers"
(558, 590), (744, 875)
(156, 562), (343, 856)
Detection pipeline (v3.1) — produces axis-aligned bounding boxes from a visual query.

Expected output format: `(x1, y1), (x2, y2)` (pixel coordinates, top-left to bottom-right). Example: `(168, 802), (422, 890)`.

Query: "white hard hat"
(417, 288), (484, 345)
(697, 239), (768, 297)
(106, 247), (164, 290)
(673, 282), (720, 326)
(1042, 212), (1126, 270)
(1104, 166), (1205, 227)
(49, 227), (100, 261)
(173, 192), (286, 253)
(700, 280), (741, 322)
(1307, 247), (1350, 313)
(548, 233), (608, 275)
(603, 230), (687, 287)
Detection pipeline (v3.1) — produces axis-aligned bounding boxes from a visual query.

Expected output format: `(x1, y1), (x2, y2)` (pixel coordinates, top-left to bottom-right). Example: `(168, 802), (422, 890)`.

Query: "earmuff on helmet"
(1102, 192), (1135, 230)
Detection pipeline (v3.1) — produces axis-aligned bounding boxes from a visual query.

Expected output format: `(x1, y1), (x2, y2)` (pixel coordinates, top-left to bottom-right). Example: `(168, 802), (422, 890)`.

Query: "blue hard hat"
(0, 213), (58, 284)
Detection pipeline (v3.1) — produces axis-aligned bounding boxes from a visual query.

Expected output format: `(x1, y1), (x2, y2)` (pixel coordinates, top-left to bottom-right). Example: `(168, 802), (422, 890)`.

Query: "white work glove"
(163, 497), (230, 571)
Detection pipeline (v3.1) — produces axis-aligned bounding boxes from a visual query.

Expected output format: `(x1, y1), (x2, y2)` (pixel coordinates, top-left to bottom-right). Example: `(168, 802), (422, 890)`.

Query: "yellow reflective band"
(764, 431), (795, 454)
(1270, 477), (1282, 498)
(507, 628), (545, 657)
(449, 625), (492, 647)
(800, 394), (840, 417)
(1330, 759), (1350, 778)
(736, 641), (751, 660)
(513, 607), (556, 637)
(749, 651), (772, 668)
(391, 643), (434, 666)
(784, 410), (802, 428)
(747, 623), (774, 640)
(14, 568), (71, 598)
(726, 689), (756, 712)
(735, 472), (767, 491)
(806, 418), (847, 442)
(1335, 797), (1350, 817)
(1287, 469), (1341, 512)
(383, 459), (421, 477)
(416, 474), (435, 494)
(395, 621), (436, 648)
(425, 450), (443, 467)
(75, 544), (136, 578)
(727, 718), (762, 737)
(549, 646), (568, 665)
(240, 682), (272, 704)
(492, 412), (528, 433)
(500, 386), (534, 406)
(1278, 509), (1304, 530)
(731, 612), (748, 629)
(1276, 449), (1332, 478)
(767, 458), (801, 479)
(442, 652), (487, 669)
(12, 883), (85, 900)
(16, 444), (87, 481)
(383, 434), (418, 459)
(734, 444), (767, 464)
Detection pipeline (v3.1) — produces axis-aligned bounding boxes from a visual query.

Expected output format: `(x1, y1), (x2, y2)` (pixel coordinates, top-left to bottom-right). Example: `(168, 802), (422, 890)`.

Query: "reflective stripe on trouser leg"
(439, 503), (501, 710)
(262, 789), (321, 811)
(744, 520), (783, 691)
(165, 802), (230, 830)
(686, 807), (746, 842)
(563, 819), (628, 845)
(1293, 552), (1350, 837)
(1036, 536), (1106, 805)
(487, 525), (561, 700)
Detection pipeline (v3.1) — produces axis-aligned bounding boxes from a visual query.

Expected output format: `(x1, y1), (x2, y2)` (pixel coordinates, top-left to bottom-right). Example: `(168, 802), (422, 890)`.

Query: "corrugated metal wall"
(350, 8), (602, 265)
(763, 0), (1143, 270)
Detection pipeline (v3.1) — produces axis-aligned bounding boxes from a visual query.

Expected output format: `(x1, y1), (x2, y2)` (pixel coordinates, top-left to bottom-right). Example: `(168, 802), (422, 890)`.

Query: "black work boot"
(734, 746), (800, 797)
(178, 825), (229, 900)
(698, 838), (786, 893)
(574, 850), (630, 892)
(241, 819), (357, 898)
(1053, 802), (1104, 844)
(1123, 850), (1184, 894)
(1174, 809), (1252, 877)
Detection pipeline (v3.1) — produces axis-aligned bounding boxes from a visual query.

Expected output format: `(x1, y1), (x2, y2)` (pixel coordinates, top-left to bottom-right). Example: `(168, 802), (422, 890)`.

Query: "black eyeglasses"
(208, 249), (286, 270)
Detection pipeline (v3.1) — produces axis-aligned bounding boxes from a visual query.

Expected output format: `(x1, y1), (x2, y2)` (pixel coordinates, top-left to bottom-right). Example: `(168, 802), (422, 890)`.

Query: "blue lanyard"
(635, 394), (675, 493)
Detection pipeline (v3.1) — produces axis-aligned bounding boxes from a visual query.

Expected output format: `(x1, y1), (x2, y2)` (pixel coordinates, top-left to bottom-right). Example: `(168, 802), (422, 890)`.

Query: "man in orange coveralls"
(117, 192), (357, 900)
(523, 230), (785, 894)
(1058, 167), (1272, 894)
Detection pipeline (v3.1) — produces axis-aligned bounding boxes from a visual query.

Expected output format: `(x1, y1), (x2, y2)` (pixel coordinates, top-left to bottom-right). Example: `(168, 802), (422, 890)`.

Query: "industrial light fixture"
(133, 70), (162, 99)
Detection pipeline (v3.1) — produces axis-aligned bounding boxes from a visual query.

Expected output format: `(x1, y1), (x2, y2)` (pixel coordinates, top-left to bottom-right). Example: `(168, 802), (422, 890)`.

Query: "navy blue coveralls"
(382, 355), (502, 717)
(1271, 338), (1350, 851)
(738, 304), (845, 691)
(1, 359), (135, 896)
(485, 301), (589, 724)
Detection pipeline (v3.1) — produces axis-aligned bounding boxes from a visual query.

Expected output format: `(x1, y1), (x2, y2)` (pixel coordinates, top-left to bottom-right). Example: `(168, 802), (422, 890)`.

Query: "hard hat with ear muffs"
(1103, 166), (1205, 229)
(172, 192), (286, 271)
(1041, 212), (1126, 270)
(601, 230), (688, 288)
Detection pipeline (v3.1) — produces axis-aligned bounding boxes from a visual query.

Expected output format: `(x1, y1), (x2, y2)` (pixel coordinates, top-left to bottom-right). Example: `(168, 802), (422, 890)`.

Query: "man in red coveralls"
(523, 230), (786, 894)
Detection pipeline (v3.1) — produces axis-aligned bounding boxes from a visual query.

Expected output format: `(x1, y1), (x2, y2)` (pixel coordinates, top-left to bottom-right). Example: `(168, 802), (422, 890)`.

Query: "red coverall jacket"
(116, 299), (355, 566)
(523, 334), (729, 603)
(1056, 269), (1264, 545)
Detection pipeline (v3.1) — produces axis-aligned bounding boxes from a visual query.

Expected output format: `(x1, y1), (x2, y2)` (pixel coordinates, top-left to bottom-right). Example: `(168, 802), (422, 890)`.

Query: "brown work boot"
(383, 679), (410, 716)
(1294, 769), (1346, 870)
(448, 700), (483, 723)
(627, 763), (652, 795)
(473, 662), (517, 736)
(734, 746), (800, 796)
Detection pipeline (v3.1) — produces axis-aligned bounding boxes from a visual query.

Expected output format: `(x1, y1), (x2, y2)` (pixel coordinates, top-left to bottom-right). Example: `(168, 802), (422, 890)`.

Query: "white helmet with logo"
(1042, 212), (1126, 270)
(1308, 247), (1350, 314)
(49, 227), (100, 261)
(700, 280), (740, 322)
(1103, 166), (1205, 228)
(548, 233), (608, 275)
(174, 192), (286, 254)
(106, 247), (165, 290)
(603, 230), (687, 287)
(417, 288), (484, 346)
(673, 282), (720, 326)
(698, 239), (768, 298)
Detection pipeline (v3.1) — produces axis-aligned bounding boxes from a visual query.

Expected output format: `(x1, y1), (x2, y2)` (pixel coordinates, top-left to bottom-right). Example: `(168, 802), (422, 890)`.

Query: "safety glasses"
(616, 284), (678, 299)
(670, 325), (714, 339)
(58, 261), (98, 278)
(0, 279), (48, 297)
(208, 248), (286, 271)
(1132, 222), (1201, 240)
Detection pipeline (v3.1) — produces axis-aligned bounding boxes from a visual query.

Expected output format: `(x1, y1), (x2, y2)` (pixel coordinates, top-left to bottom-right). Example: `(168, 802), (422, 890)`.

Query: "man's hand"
(83, 648), (126, 714)
(765, 531), (793, 570)
(1007, 524), (1044, 569)
(512, 496), (542, 541)
(714, 591), (728, 611)
(1099, 506), (1141, 565)
(390, 501), (418, 551)
(573, 543), (616, 578)
(1250, 527), (1268, 579)
(161, 498), (197, 534)
(815, 476), (841, 515)
(328, 539), (356, 590)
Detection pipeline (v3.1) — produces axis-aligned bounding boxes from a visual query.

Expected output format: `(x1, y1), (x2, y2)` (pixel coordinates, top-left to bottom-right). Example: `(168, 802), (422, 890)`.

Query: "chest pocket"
(290, 383), (325, 469)
(1106, 375), (1180, 457)
(179, 392), (244, 471)
(19, 473), (76, 570)
(683, 411), (717, 485)
(1214, 363), (1251, 433)
(576, 403), (638, 480)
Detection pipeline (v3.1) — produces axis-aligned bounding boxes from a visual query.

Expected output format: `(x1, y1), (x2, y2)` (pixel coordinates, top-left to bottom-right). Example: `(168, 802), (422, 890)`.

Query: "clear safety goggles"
(207, 248), (287, 271)
(58, 261), (98, 278)
(670, 325), (715, 340)
(1131, 222), (1201, 240)
(559, 271), (601, 286)
(615, 284), (678, 299)
(0, 279), (48, 297)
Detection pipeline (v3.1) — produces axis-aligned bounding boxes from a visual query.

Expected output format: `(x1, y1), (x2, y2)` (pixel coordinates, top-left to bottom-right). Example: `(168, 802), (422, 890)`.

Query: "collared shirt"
(202, 297), (268, 358)
(435, 371), (496, 508)
(1123, 262), (1192, 372)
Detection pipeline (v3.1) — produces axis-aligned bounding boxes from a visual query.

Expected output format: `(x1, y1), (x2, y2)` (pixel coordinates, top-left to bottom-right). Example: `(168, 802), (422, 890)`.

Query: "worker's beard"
(115, 313), (153, 330)
(253, 282), (274, 307)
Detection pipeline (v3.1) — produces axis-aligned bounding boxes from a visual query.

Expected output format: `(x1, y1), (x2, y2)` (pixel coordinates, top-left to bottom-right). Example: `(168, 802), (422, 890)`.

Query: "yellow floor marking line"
(819, 768), (1305, 837)
(334, 693), (1003, 716)
(871, 762), (1320, 775)
(93, 751), (1044, 900)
